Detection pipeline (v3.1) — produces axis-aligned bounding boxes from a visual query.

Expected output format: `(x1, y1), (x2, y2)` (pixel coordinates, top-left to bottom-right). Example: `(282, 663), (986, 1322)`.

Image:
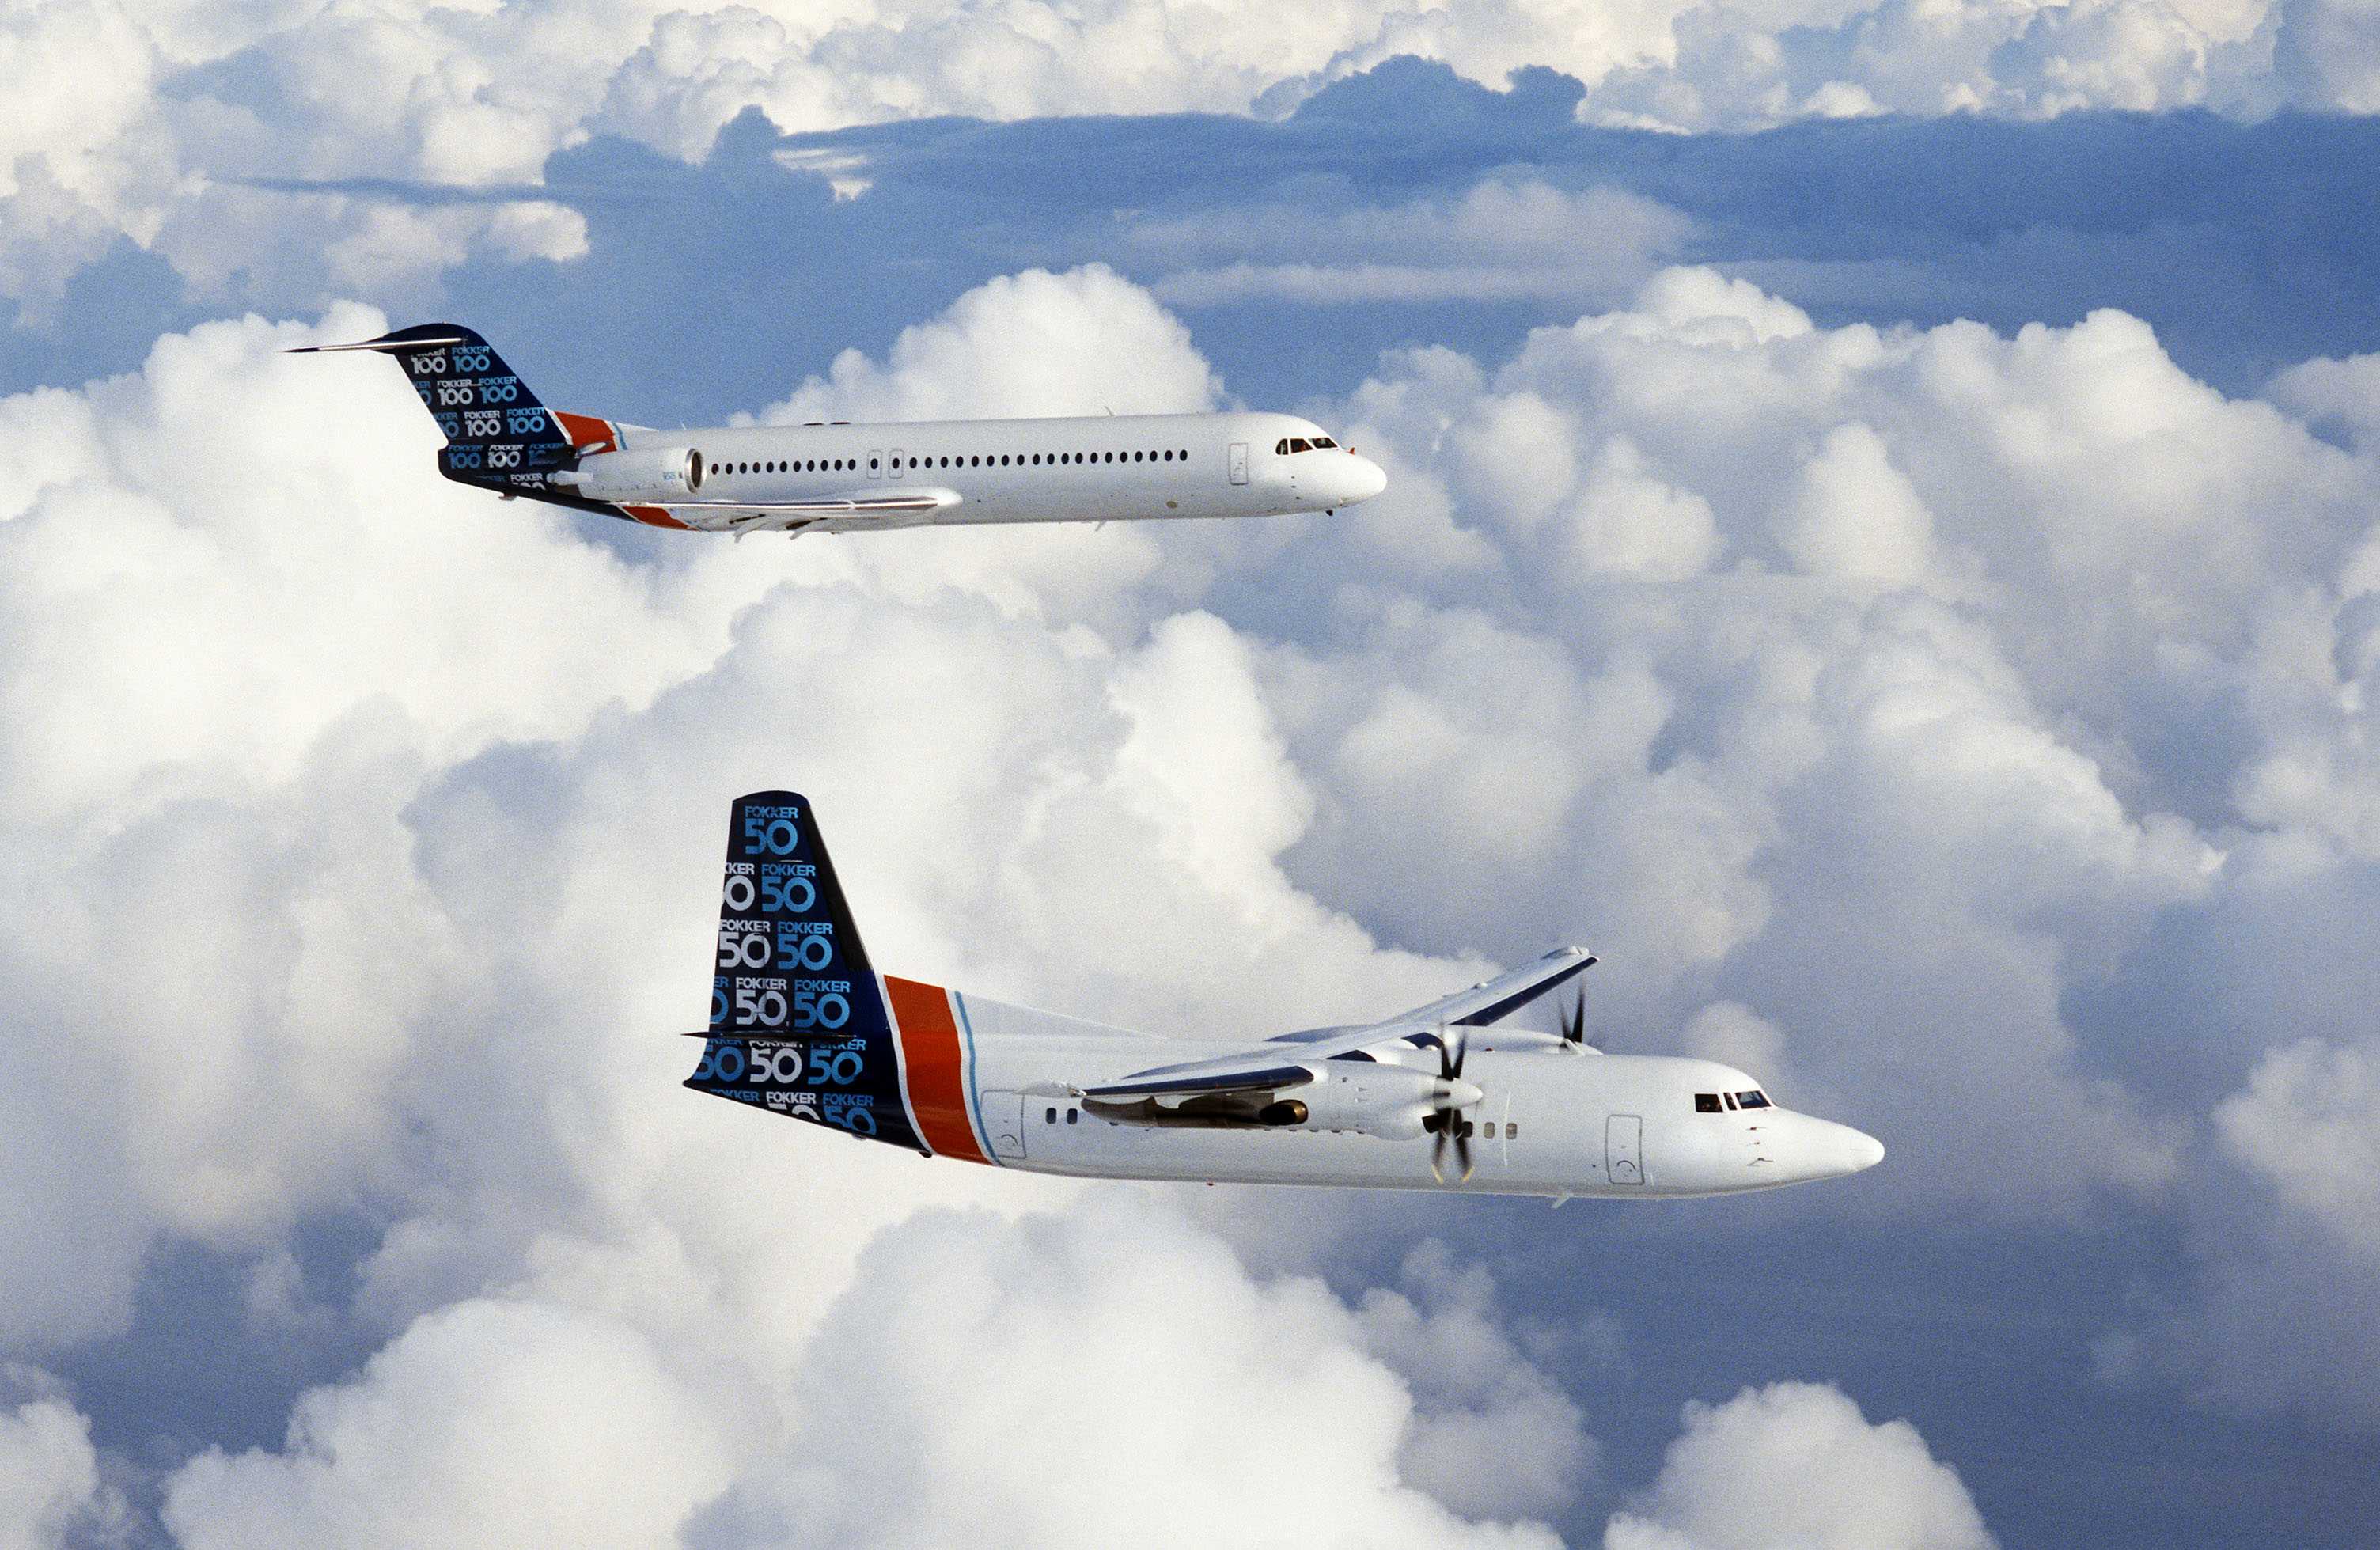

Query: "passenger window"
(1066, 1109), (1078, 1125)
(1045, 1107), (1056, 1124)
(1508, 1123), (1519, 1139)
(1695, 1093), (1722, 1113)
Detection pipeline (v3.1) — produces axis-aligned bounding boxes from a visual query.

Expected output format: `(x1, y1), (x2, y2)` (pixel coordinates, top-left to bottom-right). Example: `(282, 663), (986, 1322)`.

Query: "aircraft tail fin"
(286, 322), (603, 492)
(687, 791), (948, 1153)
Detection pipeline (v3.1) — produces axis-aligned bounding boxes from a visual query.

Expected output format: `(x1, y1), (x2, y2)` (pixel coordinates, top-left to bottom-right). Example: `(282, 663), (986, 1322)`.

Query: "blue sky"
(4, 6), (2380, 1546)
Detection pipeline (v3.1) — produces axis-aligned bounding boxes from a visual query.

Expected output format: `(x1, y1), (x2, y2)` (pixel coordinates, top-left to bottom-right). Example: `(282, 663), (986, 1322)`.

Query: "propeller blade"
(1454, 1123), (1474, 1182)
(1430, 1127), (1449, 1183)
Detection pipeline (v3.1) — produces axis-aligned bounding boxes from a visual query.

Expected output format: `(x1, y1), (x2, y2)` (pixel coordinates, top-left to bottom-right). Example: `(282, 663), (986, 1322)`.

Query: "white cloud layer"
(1, 248), (2375, 1537)
(6, 0), (2378, 318)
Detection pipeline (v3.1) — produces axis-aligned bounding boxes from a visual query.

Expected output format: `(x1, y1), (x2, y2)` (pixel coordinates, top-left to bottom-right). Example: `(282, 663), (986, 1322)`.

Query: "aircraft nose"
(1839, 1125), (1885, 1175)
(1348, 455), (1388, 503)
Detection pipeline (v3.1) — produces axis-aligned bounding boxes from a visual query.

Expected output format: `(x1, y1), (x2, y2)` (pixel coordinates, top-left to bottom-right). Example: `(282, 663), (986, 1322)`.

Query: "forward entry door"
(980, 1090), (1026, 1160)
(1606, 1114), (1643, 1186)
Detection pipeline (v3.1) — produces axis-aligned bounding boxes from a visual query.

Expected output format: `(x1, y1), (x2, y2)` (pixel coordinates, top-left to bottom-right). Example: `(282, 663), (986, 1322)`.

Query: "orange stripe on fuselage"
(885, 976), (989, 1164)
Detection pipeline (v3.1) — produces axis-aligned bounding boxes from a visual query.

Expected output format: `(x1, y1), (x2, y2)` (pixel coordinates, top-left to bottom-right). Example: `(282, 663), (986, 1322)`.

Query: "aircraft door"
(868, 448), (884, 479)
(980, 1090), (1027, 1160)
(1228, 442), (1249, 485)
(1606, 1114), (1643, 1186)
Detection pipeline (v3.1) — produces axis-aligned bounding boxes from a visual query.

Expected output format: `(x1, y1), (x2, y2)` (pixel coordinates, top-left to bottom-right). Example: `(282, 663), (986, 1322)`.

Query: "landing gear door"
(980, 1090), (1026, 1160)
(1228, 442), (1249, 485)
(1606, 1114), (1643, 1185)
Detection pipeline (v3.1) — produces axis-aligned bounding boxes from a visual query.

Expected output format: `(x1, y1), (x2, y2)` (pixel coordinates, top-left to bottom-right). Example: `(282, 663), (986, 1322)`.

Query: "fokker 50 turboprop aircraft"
(291, 324), (1386, 538)
(687, 792), (1885, 1199)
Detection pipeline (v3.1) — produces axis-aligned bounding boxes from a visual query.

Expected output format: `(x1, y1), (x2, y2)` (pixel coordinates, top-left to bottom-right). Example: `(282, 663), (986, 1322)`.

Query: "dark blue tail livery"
(286, 322), (620, 517)
(686, 791), (923, 1151)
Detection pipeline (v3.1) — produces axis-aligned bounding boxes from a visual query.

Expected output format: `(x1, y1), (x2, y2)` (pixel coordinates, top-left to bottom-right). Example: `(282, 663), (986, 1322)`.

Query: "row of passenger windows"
(1037, 1105), (1524, 1140)
(1694, 1090), (1772, 1113)
(1275, 436), (1339, 454)
(704, 449), (1194, 478)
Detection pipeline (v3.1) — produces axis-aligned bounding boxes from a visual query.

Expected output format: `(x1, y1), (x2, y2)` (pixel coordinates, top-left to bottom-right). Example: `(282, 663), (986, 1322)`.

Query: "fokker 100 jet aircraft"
(291, 324), (1386, 538)
(688, 792), (1885, 1199)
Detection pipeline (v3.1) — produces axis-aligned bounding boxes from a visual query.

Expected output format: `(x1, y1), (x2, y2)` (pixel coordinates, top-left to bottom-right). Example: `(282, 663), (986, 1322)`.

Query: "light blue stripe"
(953, 991), (998, 1166)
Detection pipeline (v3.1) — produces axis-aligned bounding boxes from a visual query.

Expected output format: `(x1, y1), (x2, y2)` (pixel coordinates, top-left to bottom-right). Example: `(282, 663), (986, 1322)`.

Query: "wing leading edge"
(1078, 947), (1596, 1109)
(1385, 946), (1597, 1029)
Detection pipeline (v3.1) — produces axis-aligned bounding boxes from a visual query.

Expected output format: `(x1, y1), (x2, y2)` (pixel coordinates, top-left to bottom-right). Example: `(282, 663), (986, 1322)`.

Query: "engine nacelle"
(557, 445), (704, 502)
(1268, 1065), (1453, 1139)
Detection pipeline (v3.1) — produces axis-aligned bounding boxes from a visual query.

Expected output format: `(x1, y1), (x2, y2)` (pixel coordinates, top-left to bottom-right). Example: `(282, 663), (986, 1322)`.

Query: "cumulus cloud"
(2102, 1035), (2380, 1430)
(1603, 1381), (1995, 1550)
(7, 0), (2379, 319)
(2, 229), (2378, 1546)
(0, 271), (1474, 1419)
(699, 1196), (1576, 1548)
(0, 1370), (119, 1549)
(760, 263), (1221, 423)
(164, 1300), (737, 1548)
(1218, 267), (2380, 1215)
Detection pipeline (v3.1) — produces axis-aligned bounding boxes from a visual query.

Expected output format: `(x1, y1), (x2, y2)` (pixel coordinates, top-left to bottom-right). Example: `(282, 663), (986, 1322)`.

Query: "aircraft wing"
(1382, 946), (1597, 1029)
(1078, 949), (1595, 1105)
(645, 488), (962, 532)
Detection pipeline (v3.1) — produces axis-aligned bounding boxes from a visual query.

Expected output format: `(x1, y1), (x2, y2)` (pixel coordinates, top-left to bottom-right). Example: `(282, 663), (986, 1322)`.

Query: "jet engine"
(555, 445), (704, 502)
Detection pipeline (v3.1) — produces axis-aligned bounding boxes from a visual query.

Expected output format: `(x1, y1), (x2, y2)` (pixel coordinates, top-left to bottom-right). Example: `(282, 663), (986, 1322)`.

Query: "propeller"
(1423, 1026), (1479, 1183)
(1559, 987), (1593, 1050)
(1559, 955), (1601, 1051)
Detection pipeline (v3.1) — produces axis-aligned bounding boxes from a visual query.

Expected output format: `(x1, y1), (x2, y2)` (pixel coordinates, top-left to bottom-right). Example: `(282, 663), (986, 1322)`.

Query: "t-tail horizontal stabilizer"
(287, 322), (633, 521)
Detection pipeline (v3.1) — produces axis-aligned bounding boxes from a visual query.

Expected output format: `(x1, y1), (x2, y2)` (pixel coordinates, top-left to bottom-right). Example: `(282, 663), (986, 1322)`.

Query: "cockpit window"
(1275, 438), (1290, 454)
(1694, 1093), (1722, 1113)
(1735, 1090), (1772, 1109)
(1289, 437), (1313, 453)
(1313, 436), (1337, 449)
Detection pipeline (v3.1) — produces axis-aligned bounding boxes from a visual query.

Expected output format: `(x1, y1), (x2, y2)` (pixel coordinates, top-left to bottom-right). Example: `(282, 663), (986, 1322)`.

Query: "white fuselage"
(615, 410), (1386, 532)
(934, 995), (1884, 1199)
